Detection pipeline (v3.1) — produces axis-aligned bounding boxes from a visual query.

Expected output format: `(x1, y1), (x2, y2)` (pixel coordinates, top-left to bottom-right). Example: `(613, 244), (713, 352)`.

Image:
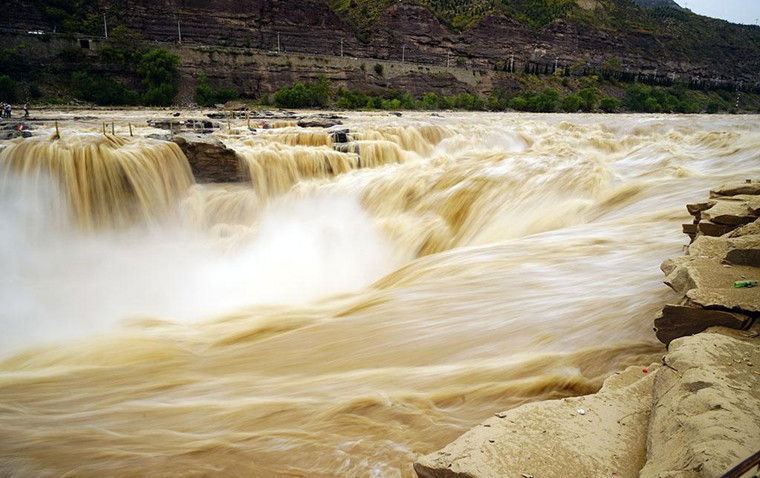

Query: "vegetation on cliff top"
(326, 0), (760, 58)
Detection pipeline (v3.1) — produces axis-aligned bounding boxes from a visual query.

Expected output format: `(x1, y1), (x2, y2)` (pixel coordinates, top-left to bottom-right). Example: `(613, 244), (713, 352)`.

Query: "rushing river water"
(0, 112), (758, 477)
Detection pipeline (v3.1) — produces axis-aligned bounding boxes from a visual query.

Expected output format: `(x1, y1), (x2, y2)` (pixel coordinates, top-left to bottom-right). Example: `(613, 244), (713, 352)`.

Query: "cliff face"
(88, 0), (760, 81)
(3, 0), (759, 100)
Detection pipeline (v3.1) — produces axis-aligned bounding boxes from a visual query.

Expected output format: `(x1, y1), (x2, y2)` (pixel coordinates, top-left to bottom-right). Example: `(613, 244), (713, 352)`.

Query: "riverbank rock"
(172, 133), (247, 183)
(654, 182), (759, 345)
(640, 327), (760, 478)
(414, 364), (659, 478)
(414, 327), (760, 478)
(684, 180), (760, 242)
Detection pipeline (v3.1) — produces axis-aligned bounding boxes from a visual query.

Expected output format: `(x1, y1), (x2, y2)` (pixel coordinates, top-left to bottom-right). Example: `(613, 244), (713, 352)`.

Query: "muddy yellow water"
(0, 113), (758, 477)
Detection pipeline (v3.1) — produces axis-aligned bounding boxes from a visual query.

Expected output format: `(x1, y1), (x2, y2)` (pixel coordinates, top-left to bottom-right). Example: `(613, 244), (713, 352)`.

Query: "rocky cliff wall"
(4, 0), (758, 81)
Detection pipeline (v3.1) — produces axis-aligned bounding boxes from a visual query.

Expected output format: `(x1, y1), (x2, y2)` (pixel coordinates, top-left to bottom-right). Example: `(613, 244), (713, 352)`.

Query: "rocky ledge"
(656, 180), (760, 345)
(414, 181), (760, 478)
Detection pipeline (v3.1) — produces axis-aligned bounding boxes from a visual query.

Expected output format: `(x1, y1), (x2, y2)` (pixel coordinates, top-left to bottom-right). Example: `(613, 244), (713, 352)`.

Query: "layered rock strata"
(655, 180), (760, 345)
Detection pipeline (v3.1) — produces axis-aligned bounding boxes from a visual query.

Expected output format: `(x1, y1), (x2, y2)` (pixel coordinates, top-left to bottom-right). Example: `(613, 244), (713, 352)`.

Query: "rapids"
(0, 113), (758, 477)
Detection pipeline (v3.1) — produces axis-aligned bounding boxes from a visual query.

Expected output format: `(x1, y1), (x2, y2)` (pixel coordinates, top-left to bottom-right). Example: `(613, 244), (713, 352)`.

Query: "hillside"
(2, 0), (759, 80)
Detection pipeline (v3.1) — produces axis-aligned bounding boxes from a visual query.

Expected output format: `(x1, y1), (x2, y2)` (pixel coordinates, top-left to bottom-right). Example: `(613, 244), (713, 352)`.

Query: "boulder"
(329, 128), (350, 144)
(653, 305), (751, 345)
(697, 220), (735, 237)
(724, 235), (760, 267)
(727, 218), (760, 238)
(147, 118), (184, 131)
(146, 133), (171, 142)
(640, 328), (760, 478)
(663, 256), (760, 315)
(414, 364), (659, 478)
(686, 199), (716, 216)
(687, 235), (729, 259)
(700, 199), (757, 226)
(710, 180), (760, 198)
(297, 116), (343, 128)
(224, 101), (248, 111)
(172, 133), (246, 183)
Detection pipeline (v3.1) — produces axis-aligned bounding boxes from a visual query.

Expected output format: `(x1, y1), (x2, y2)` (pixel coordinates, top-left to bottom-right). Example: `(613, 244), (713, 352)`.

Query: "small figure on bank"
(0, 103), (5, 118)
(24, 103), (29, 118)
(4, 103), (11, 118)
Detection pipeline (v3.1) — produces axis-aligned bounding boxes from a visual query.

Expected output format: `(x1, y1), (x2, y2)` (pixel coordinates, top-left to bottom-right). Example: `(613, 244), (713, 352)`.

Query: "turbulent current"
(0, 112), (758, 477)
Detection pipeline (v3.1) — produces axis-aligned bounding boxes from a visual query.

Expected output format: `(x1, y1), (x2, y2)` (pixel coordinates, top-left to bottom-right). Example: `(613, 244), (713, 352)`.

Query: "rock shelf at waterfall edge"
(414, 180), (760, 478)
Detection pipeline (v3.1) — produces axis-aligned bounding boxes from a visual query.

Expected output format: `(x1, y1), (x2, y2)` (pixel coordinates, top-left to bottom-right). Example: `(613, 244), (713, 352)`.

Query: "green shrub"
(194, 72), (240, 106)
(561, 94), (582, 112)
(644, 97), (662, 113)
(578, 88), (597, 111)
(675, 99), (699, 114)
(71, 71), (139, 105)
(421, 92), (440, 110)
(373, 63), (384, 76)
(624, 85), (649, 111)
(509, 96), (529, 111)
(273, 75), (331, 108)
(138, 48), (180, 106)
(600, 97), (622, 113)
(706, 100), (723, 114)
(0, 75), (18, 102)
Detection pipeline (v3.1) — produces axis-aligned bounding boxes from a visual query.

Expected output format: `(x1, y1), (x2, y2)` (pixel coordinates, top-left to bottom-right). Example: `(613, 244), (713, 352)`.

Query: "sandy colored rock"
(724, 235), (760, 267)
(710, 181), (760, 198)
(640, 328), (760, 478)
(727, 218), (760, 238)
(697, 220), (735, 237)
(686, 200), (717, 216)
(700, 199), (757, 226)
(663, 256), (760, 314)
(687, 235), (730, 260)
(414, 364), (659, 478)
(653, 305), (751, 345)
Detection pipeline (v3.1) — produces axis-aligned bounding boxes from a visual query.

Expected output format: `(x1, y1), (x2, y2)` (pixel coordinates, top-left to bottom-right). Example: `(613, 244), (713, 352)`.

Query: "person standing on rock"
(4, 103), (11, 118)
(24, 103), (29, 118)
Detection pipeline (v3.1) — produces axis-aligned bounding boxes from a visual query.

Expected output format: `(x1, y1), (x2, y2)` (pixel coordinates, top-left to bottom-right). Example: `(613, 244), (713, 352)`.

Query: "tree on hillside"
(138, 48), (180, 106)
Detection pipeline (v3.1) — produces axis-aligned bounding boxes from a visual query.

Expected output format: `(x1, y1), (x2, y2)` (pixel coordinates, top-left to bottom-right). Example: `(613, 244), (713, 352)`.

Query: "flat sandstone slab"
(641, 327), (760, 478)
(663, 257), (760, 314)
(414, 364), (658, 478)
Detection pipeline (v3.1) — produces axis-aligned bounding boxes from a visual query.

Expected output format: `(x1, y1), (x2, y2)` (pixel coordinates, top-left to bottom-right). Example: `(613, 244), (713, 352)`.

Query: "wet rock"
(146, 133), (171, 141)
(653, 305), (751, 345)
(172, 133), (246, 183)
(297, 116), (343, 128)
(0, 123), (33, 140)
(329, 128), (349, 144)
(640, 328), (760, 478)
(414, 364), (658, 478)
(147, 118), (184, 131)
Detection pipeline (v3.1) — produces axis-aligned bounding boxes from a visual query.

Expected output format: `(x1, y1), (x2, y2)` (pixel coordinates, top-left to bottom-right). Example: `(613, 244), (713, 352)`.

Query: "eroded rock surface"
(172, 133), (247, 183)
(414, 365), (659, 478)
(641, 328), (760, 478)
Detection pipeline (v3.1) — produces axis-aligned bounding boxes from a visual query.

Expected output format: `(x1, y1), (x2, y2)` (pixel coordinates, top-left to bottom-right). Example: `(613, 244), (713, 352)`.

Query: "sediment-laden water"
(1, 113), (758, 477)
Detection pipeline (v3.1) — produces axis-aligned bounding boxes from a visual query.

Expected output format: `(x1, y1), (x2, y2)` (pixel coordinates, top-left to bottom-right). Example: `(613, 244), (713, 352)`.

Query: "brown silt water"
(0, 113), (758, 477)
